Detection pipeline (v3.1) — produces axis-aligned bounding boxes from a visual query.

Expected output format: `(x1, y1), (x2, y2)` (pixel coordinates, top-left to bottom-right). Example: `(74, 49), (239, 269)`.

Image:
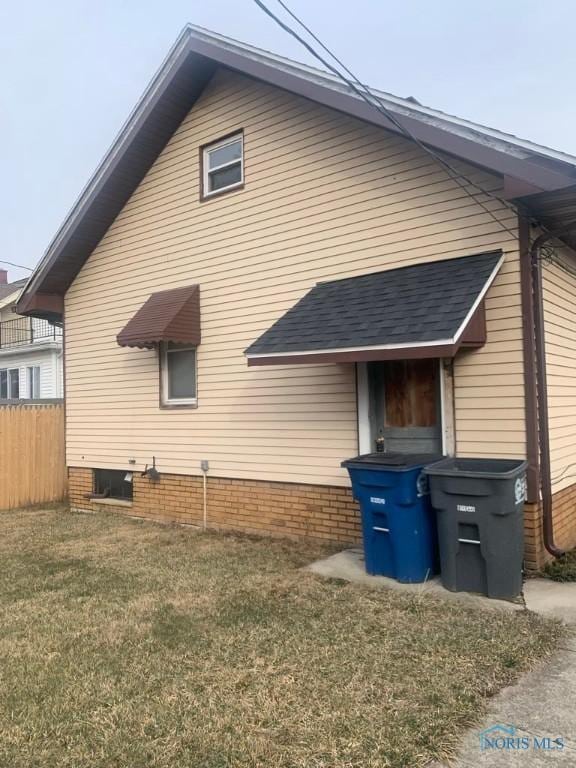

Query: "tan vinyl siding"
(543, 253), (576, 494)
(65, 68), (525, 486)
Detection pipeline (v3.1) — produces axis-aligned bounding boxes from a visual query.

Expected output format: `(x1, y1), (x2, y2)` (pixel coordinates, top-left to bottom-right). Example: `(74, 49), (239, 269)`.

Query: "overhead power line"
(0, 260), (33, 272)
(542, 246), (576, 278)
(251, 0), (520, 241)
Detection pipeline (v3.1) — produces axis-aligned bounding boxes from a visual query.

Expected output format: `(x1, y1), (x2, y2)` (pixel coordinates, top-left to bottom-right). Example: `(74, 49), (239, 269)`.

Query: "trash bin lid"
(424, 457), (527, 479)
(341, 452), (444, 471)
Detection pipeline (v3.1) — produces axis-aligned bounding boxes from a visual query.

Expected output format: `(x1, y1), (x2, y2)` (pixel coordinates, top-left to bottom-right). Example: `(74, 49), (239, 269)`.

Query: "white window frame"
(27, 365), (41, 399)
(202, 133), (243, 198)
(160, 343), (198, 407)
(0, 368), (20, 399)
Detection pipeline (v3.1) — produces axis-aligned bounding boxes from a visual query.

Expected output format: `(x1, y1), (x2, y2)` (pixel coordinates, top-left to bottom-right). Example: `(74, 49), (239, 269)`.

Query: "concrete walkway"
(524, 578), (576, 624)
(307, 549), (525, 611)
(432, 634), (576, 767)
(308, 549), (576, 766)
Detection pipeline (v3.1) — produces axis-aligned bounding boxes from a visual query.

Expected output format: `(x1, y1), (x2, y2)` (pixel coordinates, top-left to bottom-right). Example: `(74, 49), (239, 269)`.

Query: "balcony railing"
(0, 317), (63, 349)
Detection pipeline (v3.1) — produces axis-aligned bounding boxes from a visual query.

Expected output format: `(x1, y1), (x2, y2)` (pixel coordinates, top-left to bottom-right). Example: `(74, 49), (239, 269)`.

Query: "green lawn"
(0, 508), (562, 768)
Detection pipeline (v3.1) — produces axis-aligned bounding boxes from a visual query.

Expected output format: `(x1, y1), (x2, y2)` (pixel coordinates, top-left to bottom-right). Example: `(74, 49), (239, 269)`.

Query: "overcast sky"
(2, 0), (575, 280)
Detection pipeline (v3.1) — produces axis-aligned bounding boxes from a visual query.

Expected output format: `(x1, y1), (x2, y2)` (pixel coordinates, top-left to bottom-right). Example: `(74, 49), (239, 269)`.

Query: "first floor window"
(93, 469), (133, 501)
(161, 343), (197, 406)
(0, 368), (20, 399)
(27, 366), (41, 398)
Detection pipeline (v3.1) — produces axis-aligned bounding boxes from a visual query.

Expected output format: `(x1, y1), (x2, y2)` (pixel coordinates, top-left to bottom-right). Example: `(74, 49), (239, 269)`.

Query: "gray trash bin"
(424, 458), (527, 600)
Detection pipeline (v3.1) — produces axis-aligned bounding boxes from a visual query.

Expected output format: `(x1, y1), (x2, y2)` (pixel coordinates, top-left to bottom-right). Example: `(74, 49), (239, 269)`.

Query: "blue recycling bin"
(341, 453), (442, 582)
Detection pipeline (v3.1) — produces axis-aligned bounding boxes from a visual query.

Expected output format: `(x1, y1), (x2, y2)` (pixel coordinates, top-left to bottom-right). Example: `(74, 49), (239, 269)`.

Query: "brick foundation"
(68, 467), (362, 544)
(524, 482), (576, 571)
(69, 468), (576, 569)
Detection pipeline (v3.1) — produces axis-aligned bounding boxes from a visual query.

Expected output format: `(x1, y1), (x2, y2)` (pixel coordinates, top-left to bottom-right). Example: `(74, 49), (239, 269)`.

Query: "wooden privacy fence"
(0, 404), (66, 510)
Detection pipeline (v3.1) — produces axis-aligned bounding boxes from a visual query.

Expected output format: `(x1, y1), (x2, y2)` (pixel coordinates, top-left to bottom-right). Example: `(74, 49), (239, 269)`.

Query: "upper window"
(202, 133), (243, 198)
(161, 343), (197, 406)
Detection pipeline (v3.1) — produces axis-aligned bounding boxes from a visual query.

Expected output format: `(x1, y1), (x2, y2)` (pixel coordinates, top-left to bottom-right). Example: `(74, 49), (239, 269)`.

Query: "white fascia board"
(0, 341), (62, 359)
(246, 337), (456, 361)
(450, 253), (505, 343)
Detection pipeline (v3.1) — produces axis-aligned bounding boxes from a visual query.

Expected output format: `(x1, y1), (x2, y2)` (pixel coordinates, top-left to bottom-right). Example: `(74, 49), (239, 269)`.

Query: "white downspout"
(200, 459), (209, 530)
(55, 347), (64, 398)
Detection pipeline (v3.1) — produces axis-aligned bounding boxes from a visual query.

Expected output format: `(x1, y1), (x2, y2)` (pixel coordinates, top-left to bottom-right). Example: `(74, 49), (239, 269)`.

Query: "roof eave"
(185, 29), (576, 191)
(17, 26), (576, 316)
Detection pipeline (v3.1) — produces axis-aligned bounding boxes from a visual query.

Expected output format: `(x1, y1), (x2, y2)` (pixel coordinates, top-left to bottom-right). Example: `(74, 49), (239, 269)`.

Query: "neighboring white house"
(0, 270), (62, 400)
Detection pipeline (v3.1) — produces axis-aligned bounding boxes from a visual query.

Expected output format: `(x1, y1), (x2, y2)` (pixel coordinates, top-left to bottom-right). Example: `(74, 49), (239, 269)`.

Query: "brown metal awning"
(117, 285), (200, 349)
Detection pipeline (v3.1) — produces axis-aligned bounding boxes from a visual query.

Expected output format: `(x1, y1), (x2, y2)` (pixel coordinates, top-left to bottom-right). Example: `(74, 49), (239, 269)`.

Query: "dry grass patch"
(543, 549), (576, 582)
(0, 508), (562, 768)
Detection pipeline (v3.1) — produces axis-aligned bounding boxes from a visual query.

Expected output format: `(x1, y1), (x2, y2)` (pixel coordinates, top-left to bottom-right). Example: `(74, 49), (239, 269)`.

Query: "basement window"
(93, 469), (133, 501)
(202, 132), (243, 198)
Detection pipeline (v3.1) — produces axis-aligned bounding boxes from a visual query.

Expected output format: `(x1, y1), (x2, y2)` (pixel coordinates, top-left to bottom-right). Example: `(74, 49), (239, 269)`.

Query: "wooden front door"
(368, 359), (442, 454)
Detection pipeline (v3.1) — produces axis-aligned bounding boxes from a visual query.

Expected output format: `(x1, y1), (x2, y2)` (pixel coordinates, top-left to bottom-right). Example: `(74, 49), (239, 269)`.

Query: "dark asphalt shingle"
(246, 251), (502, 356)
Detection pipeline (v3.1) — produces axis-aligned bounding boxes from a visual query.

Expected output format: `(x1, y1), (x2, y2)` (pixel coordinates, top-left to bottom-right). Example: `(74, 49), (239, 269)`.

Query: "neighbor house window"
(27, 366), (41, 398)
(93, 469), (133, 501)
(161, 343), (197, 406)
(202, 132), (243, 197)
(0, 368), (20, 399)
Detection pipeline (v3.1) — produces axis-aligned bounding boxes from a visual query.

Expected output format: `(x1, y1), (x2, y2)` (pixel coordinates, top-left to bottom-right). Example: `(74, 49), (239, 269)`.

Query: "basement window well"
(93, 469), (133, 502)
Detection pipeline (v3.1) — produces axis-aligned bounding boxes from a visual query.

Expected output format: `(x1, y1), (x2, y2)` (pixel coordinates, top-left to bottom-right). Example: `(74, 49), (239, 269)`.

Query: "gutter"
(527, 221), (576, 558)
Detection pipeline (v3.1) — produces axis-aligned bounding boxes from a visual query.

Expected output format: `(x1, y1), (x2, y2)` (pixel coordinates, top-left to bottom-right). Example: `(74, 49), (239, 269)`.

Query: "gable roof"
(0, 279), (27, 307)
(17, 25), (576, 320)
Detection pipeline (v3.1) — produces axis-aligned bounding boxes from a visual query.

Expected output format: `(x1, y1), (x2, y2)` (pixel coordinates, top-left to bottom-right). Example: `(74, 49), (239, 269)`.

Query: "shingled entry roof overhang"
(245, 252), (503, 365)
(117, 284), (200, 349)
(15, 26), (576, 322)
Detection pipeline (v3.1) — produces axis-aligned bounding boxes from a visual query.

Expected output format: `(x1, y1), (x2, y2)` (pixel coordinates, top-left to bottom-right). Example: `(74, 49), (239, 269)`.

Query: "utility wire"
(0, 260), (33, 272)
(251, 0), (520, 241)
(541, 246), (576, 280)
(260, 2), (576, 490)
